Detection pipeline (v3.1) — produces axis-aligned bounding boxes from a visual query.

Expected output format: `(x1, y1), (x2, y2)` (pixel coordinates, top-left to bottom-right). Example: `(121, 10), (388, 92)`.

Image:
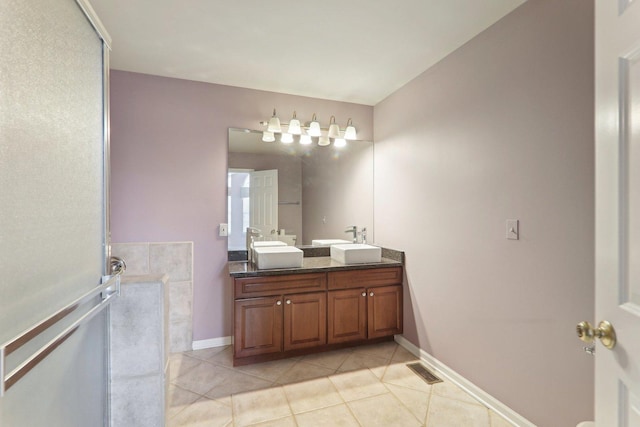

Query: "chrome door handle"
(576, 320), (616, 349)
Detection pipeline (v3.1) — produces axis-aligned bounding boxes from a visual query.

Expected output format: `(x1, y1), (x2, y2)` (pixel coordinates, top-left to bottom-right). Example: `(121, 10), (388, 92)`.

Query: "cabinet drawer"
(328, 267), (402, 290)
(235, 273), (327, 298)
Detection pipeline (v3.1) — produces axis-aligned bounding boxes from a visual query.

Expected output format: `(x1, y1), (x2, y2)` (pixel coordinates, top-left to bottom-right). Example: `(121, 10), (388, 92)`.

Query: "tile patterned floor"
(168, 341), (513, 427)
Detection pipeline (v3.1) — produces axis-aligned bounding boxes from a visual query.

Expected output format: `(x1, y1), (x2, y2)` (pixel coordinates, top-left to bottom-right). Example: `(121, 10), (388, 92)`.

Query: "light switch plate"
(219, 223), (228, 237)
(506, 219), (519, 240)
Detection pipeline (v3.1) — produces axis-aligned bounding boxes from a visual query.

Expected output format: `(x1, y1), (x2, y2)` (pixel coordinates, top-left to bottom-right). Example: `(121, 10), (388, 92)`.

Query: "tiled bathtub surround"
(110, 274), (169, 427)
(112, 242), (194, 352)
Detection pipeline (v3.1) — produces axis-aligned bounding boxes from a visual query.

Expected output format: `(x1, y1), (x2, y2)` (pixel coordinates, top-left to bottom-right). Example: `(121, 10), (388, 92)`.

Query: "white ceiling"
(90, 0), (525, 106)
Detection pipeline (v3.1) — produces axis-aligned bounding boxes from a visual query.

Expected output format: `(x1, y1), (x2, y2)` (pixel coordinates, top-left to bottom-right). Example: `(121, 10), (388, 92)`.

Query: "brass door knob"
(576, 320), (616, 349)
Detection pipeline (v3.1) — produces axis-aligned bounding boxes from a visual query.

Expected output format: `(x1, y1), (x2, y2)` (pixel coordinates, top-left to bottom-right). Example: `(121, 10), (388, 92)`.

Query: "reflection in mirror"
(228, 128), (373, 250)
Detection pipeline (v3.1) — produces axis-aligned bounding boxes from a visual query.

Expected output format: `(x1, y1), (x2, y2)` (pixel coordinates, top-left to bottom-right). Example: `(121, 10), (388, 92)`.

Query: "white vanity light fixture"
(280, 132), (294, 144)
(262, 131), (275, 142)
(260, 110), (358, 146)
(344, 118), (357, 140)
(318, 135), (331, 146)
(334, 137), (346, 147)
(299, 132), (312, 145)
(267, 108), (281, 133)
(288, 111), (301, 135)
(308, 113), (322, 137)
(327, 116), (341, 139)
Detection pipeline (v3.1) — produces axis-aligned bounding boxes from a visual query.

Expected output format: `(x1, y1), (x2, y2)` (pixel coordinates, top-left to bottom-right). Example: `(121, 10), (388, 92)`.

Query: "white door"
(595, 1), (640, 425)
(250, 169), (278, 237)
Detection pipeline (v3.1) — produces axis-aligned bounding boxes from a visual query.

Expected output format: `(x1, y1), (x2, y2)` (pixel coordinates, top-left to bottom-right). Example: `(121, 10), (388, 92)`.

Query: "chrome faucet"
(345, 225), (357, 243)
(246, 227), (262, 263)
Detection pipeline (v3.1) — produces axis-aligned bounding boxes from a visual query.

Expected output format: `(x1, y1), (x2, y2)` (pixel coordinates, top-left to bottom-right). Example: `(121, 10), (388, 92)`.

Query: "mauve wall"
(374, 1), (594, 426)
(109, 71), (373, 340)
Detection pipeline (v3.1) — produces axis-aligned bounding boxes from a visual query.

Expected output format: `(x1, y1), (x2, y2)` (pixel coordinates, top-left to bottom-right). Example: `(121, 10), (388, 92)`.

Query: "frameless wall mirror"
(227, 128), (374, 251)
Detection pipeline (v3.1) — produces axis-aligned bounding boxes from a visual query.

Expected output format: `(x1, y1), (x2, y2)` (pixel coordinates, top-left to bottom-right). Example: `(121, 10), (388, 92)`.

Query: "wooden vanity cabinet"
(233, 273), (327, 359)
(234, 296), (283, 358)
(327, 267), (403, 344)
(233, 266), (402, 365)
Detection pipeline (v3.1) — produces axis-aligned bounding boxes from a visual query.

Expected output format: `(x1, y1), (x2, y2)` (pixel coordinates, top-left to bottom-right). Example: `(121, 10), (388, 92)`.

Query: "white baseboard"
(192, 336), (232, 350)
(394, 336), (535, 427)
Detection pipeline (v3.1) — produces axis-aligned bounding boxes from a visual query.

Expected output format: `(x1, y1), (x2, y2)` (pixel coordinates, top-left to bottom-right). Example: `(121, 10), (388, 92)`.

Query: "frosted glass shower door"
(0, 0), (112, 425)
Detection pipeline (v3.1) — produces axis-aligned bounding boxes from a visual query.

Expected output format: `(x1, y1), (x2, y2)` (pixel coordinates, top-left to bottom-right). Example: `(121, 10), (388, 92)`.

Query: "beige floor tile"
(426, 395), (490, 427)
(489, 411), (514, 427)
(164, 342), (500, 426)
(170, 354), (203, 381)
(275, 361), (335, 385)
(167, 385), (202, 419)
(247, 416), (297, 427)
(204, 370), (273, 400)
(432, 381), (482, 406)
(283, 377), (343, 414)
(338, 351), (390, 372)
(381, 362), (434, 393)
(300, 349), (352, 370)
(173, 362), (234, 395)
(215, 395), (232, 407)
(369, 364), (389, 379)
(235, 357), (299, 382)
(385, 383), (430, 424)
(168, 397), (232, 427)
(232, 387), (291, 427)
(391, 345), (419, 363)
(204, 346), (235, 368)
(353, 341), (398, 360)
(294, 404), (360, 427)
(348, 393), (422, 427)
(329, 369), (388, 402)
(185, 345), (228, 362)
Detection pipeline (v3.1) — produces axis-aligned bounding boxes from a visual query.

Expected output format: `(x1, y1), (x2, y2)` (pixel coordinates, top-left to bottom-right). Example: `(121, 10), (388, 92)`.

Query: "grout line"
(424, 386), (433, 427)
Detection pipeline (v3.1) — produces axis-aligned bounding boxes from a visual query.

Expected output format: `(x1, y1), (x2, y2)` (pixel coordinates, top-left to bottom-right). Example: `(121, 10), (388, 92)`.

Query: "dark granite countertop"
(228, 247), (404, 278)
(228, 256), (403, 278)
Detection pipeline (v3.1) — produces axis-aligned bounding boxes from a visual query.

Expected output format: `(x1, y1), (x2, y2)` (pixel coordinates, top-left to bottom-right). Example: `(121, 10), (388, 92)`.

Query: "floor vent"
(406, 363), (443, 385)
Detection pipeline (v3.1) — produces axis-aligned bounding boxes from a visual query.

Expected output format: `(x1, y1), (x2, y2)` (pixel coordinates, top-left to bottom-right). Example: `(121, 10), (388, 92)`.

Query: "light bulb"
(299, 133), (312, 145)
(327, 116), (340, 139)
(267, 108), (281, 132)
(288, 111), (301, 135)
(318, 136), (330, 146)
(308, 113), (321, 137)
(344, 118), (357, 140)
(262, 131), (275, 142)
(281, 133), (293, 144)
(334, 138), (346, 147)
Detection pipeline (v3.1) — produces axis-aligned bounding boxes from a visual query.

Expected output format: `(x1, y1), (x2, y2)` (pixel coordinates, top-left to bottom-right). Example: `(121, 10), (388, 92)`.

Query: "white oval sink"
(330, 244), (382, 264)
(254, 246), (303, 269)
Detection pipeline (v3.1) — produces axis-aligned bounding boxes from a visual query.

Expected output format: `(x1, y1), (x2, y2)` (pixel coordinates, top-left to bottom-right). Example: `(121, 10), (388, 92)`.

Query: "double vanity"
(228, 245), (404, 366)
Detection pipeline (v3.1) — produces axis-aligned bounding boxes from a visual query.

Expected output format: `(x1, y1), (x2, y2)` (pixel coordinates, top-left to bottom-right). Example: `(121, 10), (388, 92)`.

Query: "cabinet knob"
(276, 300), (282, 306)
(361, 292), (366, 297)
(286, 300), (291, 305)
(369, 292), (374, 297)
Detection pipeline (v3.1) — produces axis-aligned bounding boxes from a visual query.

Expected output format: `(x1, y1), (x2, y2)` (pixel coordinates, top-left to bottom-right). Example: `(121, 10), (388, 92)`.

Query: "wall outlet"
(219, 223), (228, 237)
(506, 219), (519, 240)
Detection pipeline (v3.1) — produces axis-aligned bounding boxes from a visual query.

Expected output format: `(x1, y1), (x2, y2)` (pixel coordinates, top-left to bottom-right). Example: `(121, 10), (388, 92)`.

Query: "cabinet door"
(234, 296), (283, 358)
(328, 288), (367, 344)
(283, 292), (327, 351)
(367, 285), (403, 339)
